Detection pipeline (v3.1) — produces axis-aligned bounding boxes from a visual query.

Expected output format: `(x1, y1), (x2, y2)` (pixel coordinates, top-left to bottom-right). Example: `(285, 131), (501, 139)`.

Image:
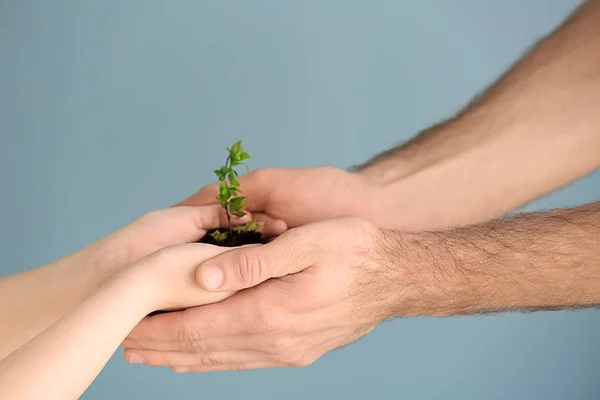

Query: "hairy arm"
(356, 1), (600, 227)
(379, 201), (600, 317)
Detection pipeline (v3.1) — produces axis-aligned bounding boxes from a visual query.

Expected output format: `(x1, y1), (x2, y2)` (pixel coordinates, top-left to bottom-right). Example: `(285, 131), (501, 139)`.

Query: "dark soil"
(198, 228), (266, 247)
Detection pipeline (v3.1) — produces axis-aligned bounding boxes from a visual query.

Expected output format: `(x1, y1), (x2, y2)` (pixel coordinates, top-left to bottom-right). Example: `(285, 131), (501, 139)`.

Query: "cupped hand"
(99, 205), (287, 277)
(178, 167), (387, 228)
(122, 217), (405, 372)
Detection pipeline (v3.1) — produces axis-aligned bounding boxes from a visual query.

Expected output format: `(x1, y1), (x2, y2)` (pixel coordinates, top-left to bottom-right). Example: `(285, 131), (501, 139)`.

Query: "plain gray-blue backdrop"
(2, 1), (600, 399)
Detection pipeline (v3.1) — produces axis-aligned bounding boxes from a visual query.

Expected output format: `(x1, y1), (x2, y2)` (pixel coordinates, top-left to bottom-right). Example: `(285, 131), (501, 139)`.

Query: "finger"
(255, 216), (287, 238)
(196, 226), (320, 291)
(181, 361), (286, 373)
(125, 310), (186, 347)
(144, 205), (250, 244)
(177, 169), (281, 210)
(174, 198), (286, 239)
(126, 293), (252, 345)
(124, 348), (269, 368)
(184, 204), (251, 230)
(123, 333), (266, 353)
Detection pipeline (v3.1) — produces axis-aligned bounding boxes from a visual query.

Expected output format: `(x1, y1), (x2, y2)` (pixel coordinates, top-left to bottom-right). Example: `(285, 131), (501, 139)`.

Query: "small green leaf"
(218, 195), (228, 206)
(218, 181), (231, 204)
(228, 173), (240, 187)
(229, 196), (246, 213)
(214, 166), (230, 179)
(234, 210), (246, 218)
(243, 219), (257, 232)
(239, 152), (251, 161)
(219, 181), (230, 198)
(210, 230), (228, 243)
(230, 140), (242, 155)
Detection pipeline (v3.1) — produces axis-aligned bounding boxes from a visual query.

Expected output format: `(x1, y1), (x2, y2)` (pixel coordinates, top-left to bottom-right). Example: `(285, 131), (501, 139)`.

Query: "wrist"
(374, 229), (477, 318)
(347, 172), (403, 230)
(110, 262), (162, 314)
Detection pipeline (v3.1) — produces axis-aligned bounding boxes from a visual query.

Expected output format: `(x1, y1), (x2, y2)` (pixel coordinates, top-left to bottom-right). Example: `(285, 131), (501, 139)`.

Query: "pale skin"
(123, 0), (600, 372)
(0, 244), (233, 400)
(0, 205), (285, 398)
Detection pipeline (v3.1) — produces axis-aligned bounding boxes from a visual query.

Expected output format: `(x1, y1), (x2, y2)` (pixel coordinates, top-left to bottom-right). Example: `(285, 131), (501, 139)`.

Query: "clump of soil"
(198, 228), (266, 247)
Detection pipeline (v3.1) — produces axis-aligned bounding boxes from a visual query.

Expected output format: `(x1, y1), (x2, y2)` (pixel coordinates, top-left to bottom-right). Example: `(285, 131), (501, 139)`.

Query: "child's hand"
(121, 243), (242, 313)
(97, 205), (286, 278)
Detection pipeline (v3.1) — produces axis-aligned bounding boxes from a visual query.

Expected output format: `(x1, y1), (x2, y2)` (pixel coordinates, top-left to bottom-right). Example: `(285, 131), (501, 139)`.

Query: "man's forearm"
(380, 201), (600, 317)
(357, 0), (600, 190)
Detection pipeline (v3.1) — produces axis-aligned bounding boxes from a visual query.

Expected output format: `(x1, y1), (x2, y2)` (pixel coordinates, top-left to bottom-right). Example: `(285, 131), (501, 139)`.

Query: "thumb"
(176, 168), (278, 209)
(195, 234), (310, 291)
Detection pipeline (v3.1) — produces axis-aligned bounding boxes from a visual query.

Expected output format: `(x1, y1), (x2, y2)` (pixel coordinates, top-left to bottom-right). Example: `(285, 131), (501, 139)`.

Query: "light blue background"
(2, 1), (599, 399)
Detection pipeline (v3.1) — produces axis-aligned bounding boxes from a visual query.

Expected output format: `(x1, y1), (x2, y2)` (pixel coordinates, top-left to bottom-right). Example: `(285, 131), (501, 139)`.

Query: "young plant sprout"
(200, 141), (262, 247)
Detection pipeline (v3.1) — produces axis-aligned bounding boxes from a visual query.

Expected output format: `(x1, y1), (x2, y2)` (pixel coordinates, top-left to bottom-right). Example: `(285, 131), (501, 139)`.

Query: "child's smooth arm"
(0, 244), (232, 400)
(0, 242), (113, 360)
(0, 205), (260, 361)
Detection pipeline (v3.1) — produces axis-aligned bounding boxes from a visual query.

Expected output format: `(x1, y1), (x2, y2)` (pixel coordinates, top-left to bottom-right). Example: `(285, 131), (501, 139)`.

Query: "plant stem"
(224, 155), (233, 237)
(226, 206), (232, 237)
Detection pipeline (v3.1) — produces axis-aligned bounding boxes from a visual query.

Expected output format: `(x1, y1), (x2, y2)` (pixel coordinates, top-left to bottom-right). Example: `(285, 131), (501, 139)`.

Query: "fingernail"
(174, 367), (189, 373)
(202, 264), (224, 289)
(129, 353), (145, 364)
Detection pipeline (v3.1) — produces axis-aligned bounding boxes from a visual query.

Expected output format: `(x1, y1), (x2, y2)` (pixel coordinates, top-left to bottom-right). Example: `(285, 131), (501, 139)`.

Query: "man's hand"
(124, 202), (600, 372)
(122, 217), (405, 372)
(178, 166), (390, 229)
(180, 0), (600, 232)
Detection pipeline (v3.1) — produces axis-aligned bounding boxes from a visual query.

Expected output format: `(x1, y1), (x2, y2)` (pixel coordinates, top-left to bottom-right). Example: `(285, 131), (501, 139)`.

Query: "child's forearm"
(0, 241), (115, 360)
(0, 270), (156, 400)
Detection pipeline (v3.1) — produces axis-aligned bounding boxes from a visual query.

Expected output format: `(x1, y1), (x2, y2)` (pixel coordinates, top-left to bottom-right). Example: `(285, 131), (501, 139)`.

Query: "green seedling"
(210, 140), (257, 243)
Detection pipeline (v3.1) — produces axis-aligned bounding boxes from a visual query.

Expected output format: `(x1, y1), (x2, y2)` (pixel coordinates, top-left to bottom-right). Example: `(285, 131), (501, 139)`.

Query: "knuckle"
(280, 353), (307, 367)
(278, 347), (315, 368)
(177, 321), (205, 353)
(235, 252), (266, 287)
(230, 364), (250, 371)
(198, 353), (223, 366)
(177, 323), (200, 342)
(293, 354), (316, 368)
(287, 356), (312, 368)
(182, 340), (206, 354)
